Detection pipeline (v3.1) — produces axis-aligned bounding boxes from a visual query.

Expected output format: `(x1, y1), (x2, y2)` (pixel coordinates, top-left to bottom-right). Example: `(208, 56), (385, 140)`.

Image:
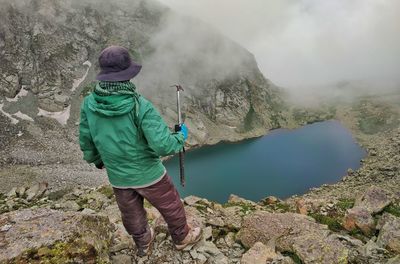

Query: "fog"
(158, 0), (400, 95)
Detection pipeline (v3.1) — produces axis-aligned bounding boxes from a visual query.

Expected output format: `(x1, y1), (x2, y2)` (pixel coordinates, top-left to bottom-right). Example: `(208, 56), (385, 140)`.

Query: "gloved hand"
(180, 123), (188, 140)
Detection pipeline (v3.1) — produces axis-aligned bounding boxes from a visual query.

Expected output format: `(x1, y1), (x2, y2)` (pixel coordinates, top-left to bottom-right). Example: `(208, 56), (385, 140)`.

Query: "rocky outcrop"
(343, 186), (392, 236)
(240, 242), (278, 264)
(376, 213), (400, 254)
(237, 211), (349, 264)
(0, 181), (399, 263)
(0, 208), (112, 263)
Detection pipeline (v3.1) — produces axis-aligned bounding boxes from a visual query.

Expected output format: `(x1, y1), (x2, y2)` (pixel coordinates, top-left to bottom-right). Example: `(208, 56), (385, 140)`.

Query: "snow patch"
(0, 103), (19, 124)
(13, 111), (34, 122)
(71, 60), (92, 92)
(5, 87), (29, 102)
(37, 105), (71, 126)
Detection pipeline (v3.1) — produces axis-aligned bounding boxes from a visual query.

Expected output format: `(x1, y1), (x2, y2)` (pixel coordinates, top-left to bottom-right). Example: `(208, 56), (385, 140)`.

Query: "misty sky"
(158, 0), (400, 90)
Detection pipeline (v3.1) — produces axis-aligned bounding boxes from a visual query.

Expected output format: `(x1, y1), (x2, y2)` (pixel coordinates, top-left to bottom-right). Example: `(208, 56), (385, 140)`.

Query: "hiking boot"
(175, 227), (202, 250)
(137, 227), (155, 257)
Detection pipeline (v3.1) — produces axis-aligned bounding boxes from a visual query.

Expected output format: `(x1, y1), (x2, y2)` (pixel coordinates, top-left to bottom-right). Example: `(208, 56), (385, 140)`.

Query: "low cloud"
(158, 0), (400, 95)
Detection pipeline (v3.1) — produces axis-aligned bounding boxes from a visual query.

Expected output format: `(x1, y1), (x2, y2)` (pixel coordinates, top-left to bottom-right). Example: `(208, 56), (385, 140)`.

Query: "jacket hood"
(87, 93), (135, 116)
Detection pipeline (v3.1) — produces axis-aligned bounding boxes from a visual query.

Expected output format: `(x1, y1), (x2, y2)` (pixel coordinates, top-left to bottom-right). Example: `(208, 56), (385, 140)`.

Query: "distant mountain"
(0, 0), (287, 163)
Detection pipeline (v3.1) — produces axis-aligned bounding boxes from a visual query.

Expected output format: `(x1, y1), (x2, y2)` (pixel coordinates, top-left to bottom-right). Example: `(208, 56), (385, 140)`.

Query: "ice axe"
(171, 84), (186, 187)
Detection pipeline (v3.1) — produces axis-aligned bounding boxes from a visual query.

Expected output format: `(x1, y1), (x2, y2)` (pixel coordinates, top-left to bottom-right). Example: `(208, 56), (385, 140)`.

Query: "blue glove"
(180, 123), (188, 140)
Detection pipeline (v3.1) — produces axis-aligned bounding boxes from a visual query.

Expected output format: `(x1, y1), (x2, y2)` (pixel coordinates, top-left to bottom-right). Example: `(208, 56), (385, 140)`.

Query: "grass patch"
(47, 188), (72, 201)
(223, 202), (256, 214)
(309, 213), (342, 232)
(383, 204), (400, 217)
(97, 185), (114, 199)
(274, 202), (291, 212)
(337, 198), (355, 211)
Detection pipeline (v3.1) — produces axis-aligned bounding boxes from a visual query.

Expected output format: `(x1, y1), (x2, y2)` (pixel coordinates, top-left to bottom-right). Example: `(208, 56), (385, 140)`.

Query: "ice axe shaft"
(172, 85), (185, 187)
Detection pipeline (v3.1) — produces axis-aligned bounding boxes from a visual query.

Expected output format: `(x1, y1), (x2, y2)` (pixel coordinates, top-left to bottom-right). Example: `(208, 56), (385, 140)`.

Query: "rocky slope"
(0, 0), (286, 192)
(0, 168), (399, 263)
(0, 98), (399, 263)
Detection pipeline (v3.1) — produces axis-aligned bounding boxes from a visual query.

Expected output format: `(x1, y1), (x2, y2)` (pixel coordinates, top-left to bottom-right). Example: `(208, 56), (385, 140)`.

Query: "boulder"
(221, 206), (243, 229)
(296, 199), (309, 215)
(261, 196), (280, 205)
(241, 242), (278, 264)
(237, 211), (349, 264)
(228, 194), (257, 206)
(183, 195), (202, 206)
(376, 213), (400, 254)
(0, 208), (112, 263)
(6, 187), (17, 198)
(343, 207), (376, 236)
(25, 182), (48, 201)
(355, 186), (391, 214)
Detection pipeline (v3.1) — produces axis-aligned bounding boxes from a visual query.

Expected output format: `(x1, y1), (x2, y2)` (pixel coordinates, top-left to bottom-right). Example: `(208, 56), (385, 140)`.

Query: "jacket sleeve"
(141, 101), (185, 157)
(79, 100), (102, 166)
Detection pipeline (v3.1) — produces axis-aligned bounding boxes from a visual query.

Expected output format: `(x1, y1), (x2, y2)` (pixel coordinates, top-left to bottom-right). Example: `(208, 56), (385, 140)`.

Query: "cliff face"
(0, 0), (286, 156)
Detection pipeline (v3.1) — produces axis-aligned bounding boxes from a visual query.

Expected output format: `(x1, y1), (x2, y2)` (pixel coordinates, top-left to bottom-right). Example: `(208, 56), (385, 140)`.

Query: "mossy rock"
(1, 209), (113, 263)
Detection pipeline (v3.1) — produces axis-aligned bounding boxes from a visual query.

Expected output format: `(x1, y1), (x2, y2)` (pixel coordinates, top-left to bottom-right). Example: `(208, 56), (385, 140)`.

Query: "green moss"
(383, 204), (400, 217)
(97, 185), (114, 199)
(76, 197), (89, 207)
(16, 239), (98, 264)
(223, 202), (256, 214)
(309, 213), (342, 232)
(273, 202), (291, 212)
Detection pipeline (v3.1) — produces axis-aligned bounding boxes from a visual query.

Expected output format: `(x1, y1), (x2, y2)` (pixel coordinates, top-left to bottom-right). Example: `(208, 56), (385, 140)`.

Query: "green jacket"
(79, 92), (185, 188)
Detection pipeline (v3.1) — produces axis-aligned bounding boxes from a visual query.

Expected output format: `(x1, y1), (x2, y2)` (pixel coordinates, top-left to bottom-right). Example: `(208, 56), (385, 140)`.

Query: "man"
(79, 45), (202, 256)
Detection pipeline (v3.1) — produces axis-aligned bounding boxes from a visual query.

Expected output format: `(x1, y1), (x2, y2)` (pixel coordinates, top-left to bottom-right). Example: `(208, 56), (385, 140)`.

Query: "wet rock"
(0, 208), (112, 263)
(355, 186), (391, 214)
(376, 213), (400, 254)
(343, 206), (376, 236)
(241, 241), (278, 264)
(237, 211), (349, 264)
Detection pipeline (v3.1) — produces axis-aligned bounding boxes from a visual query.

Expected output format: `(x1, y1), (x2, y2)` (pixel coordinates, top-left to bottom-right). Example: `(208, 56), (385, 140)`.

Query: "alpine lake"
(164, 120), (367, 203)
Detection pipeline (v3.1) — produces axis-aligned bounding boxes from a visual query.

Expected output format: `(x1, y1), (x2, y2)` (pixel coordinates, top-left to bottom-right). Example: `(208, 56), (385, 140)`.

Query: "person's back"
(79, 46), (201, 256)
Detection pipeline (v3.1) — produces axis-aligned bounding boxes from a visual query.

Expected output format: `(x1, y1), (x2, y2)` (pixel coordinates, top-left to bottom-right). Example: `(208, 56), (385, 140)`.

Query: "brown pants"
(113, 174), (189, 247)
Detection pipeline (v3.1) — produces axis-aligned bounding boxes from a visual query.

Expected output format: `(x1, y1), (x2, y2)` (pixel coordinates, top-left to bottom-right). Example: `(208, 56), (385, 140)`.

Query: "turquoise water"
(164, 120), (366, 203)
